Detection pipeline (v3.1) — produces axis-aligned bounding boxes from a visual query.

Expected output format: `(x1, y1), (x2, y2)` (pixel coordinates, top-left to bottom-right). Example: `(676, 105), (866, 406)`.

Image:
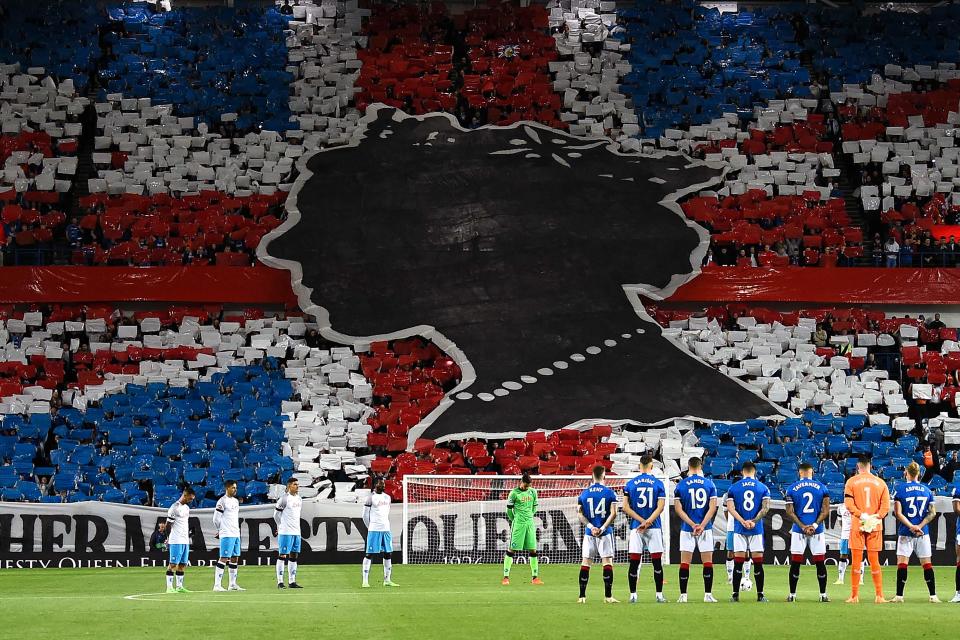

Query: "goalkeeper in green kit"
(502, 473), (544, 585)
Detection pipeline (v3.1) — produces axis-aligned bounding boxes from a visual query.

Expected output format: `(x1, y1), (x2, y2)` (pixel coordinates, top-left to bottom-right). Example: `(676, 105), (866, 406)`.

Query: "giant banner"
(1, 498), (958, 568)
(0, 500), (402, 569)
(406, 498), (960, 566)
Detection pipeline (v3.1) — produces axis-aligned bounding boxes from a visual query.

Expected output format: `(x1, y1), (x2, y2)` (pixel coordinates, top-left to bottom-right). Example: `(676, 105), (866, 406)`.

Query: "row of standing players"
(159, 476), (397, 593)
(503, 455), (959, 604)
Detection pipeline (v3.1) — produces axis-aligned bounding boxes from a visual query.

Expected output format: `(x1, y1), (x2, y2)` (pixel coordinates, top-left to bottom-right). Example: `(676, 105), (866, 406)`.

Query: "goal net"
(402, 474), (671, 565)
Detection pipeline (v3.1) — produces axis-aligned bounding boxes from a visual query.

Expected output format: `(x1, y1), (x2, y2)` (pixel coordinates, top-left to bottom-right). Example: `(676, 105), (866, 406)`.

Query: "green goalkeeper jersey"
(506, 487), (538, 525)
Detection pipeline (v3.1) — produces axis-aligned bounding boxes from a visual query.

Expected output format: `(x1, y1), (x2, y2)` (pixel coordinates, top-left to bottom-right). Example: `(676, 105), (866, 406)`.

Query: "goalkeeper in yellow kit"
(502, 473), (544, 585)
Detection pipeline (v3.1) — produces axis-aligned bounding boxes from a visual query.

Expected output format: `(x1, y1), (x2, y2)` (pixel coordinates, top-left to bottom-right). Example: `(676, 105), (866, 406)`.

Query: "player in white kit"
(362, 477), (398, 588)
(163, 486), (195, 593)
(212, 479), (244, 591)
(274, 478), (303, 589)
(835, 502), (862, 585)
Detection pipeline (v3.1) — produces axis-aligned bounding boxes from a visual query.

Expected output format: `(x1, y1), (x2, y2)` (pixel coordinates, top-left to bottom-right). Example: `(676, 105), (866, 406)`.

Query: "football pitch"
(1, 564), (958, 639)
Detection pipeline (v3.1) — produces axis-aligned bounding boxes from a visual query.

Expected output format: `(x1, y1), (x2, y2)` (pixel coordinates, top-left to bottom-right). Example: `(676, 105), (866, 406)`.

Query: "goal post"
(402, 474), (671, 565)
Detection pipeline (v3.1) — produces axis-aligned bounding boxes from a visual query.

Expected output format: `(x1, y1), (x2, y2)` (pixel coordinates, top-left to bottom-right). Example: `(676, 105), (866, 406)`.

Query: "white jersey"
(166, 501), (191, 545)
(364, 492), (391, 532)
(214, 495), (241, 538)
(837, 503), (851, 539)
(275, 493), (303, 535)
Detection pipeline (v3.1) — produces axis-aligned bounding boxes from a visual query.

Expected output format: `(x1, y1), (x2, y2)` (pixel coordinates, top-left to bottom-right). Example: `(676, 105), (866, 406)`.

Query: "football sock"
(702, 561), (713, 594)
(503, 552), (513, 577)
(955, 562), (960, 593)
(789, 560), (801, 595)
(732, 559), (744, 596)
(726, 559), (734, 582)
(166, 570), (174, 590)
(815, 558), (827, 595)
(868, 551), (882, 596)
(276, 559), (285, 584)
(679, 563), (690, 595)
(228, 563), (238, 586)
(529, 554), (539, 578)
(288, 561), (298, 584)
(652, 554), (664, 594)
(896, 564), (908, 597)
(579, 565), (590, 598)
(362, 557), (372, 583)
(752, 557), (765, 596)
(383, 558), (392, 581)
(602, 564), (614, 598)
(628, 554), (640, 594)
(923, 563), (936, 597)
(214, 561), (225, 587)
(850, 548), (863, 598)
(838, 559), (848, 582)
(175, 571), (184, 589)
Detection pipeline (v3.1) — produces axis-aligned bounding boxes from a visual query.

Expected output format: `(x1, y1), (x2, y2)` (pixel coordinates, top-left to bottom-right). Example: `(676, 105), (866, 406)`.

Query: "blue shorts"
(278, 534), (301, 555)
(726, 531), (734, 549)
(840, 539), (849, 556)
(168, 544), (189, 565)
(366, 531), (393, 555)
(219, 537), (241, 558)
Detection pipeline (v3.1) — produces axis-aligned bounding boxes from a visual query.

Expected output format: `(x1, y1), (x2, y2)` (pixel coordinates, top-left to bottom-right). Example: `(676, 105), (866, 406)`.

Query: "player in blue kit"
(892, 462), (939, 603)
(576, 465), (619, 604)
(622, 455), (667, 603)
(784, 463), (831, 602)
(726, 462), (771, 602)
(952, 476), (960, 603)
(673, 457), (718, 603)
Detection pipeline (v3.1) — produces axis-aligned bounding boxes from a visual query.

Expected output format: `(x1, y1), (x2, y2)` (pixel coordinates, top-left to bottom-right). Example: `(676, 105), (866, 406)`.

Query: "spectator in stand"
(899, 242), (913, 267)
(883, 236), (899, 268)
(702, 248), (714, 266)
(813, 323), (829, 348)
(920, 238), (937, 268)
(280, 0), (294, 15)
(66, 218), (83, 248)
(926, 313), (946, 332)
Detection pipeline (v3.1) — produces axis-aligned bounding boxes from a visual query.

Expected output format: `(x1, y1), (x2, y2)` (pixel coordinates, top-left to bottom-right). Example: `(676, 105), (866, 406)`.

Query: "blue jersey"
(953, 484), (960, 535)
(784, 479), (829, 535)
(623, 473), (666, 530)
(727, 478), (771, 535)
(674, 474), (717, 533)
(894, 481), (935, 537)
(577, 483), (618, 536)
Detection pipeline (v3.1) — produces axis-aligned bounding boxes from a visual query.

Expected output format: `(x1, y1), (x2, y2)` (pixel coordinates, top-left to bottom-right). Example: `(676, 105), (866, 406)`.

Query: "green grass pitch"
(1, 564), (958, 639)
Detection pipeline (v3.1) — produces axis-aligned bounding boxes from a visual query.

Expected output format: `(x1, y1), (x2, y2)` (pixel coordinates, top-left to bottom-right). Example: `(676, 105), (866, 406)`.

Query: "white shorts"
(896, 535), (932, 559)
(679, 530), (714, 554)
(790, 531), (826, 556)
(628, 528), (664, 555)
(733, 533), (764, 555)
(582, 533), (616, 560)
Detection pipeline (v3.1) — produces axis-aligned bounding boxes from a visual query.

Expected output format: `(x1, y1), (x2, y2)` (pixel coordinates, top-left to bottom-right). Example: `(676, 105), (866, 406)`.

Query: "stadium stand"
(4, 0), (960, 515)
